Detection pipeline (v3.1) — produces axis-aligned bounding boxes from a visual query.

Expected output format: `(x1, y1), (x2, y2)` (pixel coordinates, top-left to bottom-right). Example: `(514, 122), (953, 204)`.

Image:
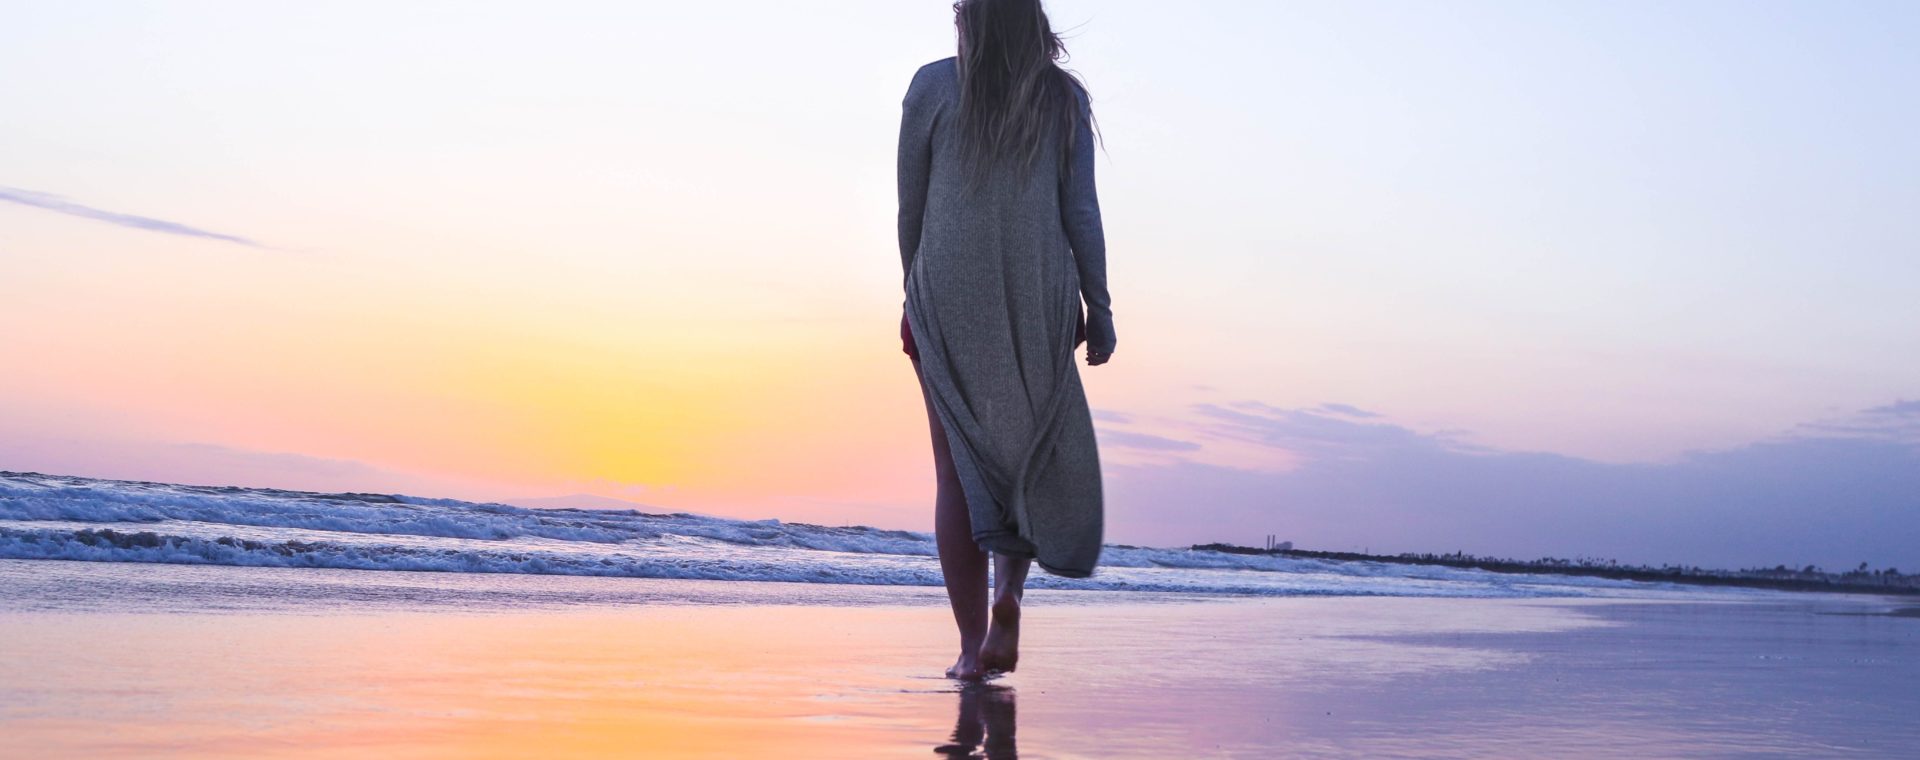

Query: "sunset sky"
(3, 0), (1916, 569)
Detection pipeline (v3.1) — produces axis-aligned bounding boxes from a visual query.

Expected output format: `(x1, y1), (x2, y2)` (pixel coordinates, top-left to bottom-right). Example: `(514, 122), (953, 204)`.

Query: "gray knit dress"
(897, 56), (1114, 579)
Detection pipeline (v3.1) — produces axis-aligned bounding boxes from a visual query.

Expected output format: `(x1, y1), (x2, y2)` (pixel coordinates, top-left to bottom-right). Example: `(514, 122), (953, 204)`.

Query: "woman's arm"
(1060, 85), (1114, 358)
(897, 66), (938, 289)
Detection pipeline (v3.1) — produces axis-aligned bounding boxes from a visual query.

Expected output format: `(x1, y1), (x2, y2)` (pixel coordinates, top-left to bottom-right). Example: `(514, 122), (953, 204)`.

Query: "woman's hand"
(1082, 311), (1114, 366)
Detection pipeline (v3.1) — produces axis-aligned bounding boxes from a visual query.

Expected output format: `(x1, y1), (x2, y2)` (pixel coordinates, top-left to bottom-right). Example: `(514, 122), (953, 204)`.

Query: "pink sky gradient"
(3, 1), (1917, 569)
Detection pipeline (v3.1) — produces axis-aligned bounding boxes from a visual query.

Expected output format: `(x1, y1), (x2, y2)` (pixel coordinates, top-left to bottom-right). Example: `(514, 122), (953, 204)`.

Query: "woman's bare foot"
(946, 651), (987, 681)
(979, 596), (1021, 673)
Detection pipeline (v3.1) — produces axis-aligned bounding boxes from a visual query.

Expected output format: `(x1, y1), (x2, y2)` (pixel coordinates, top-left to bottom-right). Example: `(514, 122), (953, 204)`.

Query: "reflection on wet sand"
(8, 569), (1914, 759)
(936, 684), (1017, 759)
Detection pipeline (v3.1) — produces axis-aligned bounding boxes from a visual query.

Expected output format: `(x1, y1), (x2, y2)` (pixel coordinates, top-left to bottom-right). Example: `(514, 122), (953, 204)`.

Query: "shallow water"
(1, 560), (1914, 758)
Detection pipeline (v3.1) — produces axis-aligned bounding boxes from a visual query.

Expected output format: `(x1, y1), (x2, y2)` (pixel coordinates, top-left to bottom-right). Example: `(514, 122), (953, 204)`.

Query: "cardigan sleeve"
(1060, 85), (1114, 355)
(897, 66), (938, 290)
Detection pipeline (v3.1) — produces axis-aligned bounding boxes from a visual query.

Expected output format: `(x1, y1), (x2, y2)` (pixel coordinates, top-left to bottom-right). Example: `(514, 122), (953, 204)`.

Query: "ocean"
(0, 470), (1749, 603)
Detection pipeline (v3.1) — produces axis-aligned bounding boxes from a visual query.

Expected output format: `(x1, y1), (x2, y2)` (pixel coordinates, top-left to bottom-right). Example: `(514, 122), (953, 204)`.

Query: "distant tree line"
(1189, 543), (1918, 595)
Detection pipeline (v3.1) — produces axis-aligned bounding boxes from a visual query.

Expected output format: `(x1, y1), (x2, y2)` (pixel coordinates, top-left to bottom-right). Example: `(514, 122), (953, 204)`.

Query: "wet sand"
(1, 561), (1916, 758)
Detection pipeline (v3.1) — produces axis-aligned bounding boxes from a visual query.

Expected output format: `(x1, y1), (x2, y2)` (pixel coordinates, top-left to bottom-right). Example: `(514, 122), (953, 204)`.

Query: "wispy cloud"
(1315, 402), (1381, 419)
(1863, 400), (1920, 417)
(1789, 399), (1920, 445)
(0, 185), (265, 249)
(1193, 401), (1490, 460)
(1095, 428), (1202, 452)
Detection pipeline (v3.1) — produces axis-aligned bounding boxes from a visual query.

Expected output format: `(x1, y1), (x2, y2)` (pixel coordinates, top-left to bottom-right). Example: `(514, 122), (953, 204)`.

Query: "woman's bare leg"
(915, 358), (989, 679)
(980, 552), (1031, 672)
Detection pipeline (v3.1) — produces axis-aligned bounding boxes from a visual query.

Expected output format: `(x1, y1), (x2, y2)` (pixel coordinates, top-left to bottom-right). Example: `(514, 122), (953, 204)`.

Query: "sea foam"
(0, 471), (1730, 599)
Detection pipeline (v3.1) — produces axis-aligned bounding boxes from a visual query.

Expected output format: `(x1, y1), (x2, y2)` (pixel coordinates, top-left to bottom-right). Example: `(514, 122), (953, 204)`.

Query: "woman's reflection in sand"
(935, 683), (1017, 758)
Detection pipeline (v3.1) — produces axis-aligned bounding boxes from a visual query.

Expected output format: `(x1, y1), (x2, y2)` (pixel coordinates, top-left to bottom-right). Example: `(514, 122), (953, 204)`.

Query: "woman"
(898, 0), (1114, 681)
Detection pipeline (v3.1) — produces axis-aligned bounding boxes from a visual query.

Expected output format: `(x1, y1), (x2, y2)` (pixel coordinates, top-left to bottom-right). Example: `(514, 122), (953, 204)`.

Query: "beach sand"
(1, 560), (1916, 758)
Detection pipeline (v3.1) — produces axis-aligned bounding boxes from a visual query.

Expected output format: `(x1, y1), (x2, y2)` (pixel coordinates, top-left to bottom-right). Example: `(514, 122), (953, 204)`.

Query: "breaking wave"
(0, 471), (1715, 599)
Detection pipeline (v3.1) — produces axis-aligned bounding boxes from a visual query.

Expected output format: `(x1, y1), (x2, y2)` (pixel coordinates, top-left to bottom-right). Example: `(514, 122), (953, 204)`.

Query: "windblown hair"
(951, 0), (1096, 191)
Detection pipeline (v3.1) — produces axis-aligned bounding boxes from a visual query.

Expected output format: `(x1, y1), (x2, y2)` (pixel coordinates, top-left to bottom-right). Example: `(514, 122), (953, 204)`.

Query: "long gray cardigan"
(897, 57), (1113, 578)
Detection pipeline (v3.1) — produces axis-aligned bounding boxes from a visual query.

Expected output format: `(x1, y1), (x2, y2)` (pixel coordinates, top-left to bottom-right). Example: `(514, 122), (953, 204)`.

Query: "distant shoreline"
(1191, 543), (1920, 597)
